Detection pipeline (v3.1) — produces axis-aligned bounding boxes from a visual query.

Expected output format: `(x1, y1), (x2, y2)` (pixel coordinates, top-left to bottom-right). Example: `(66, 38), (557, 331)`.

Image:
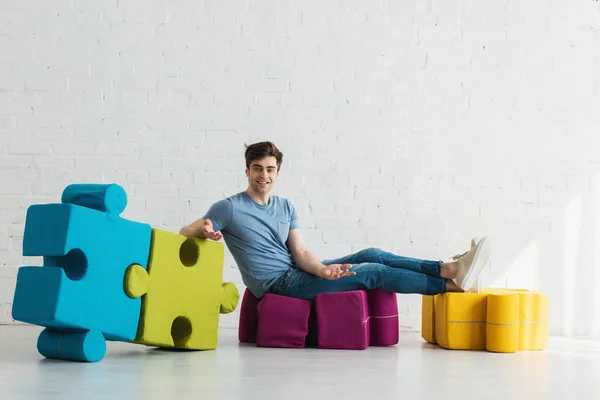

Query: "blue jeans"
(268, 247), (447, 300)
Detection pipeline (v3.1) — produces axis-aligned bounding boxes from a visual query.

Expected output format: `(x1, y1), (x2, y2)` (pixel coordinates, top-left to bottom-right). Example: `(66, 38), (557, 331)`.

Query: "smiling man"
(180, 141), (491, 300)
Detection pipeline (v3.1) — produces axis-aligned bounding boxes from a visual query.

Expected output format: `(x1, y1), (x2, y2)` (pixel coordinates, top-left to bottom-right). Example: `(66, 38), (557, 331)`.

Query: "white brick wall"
(1, 0), (600, 335)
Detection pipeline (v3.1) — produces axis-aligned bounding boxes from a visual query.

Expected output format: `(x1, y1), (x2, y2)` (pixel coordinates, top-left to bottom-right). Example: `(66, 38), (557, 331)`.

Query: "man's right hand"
(200, 219), (223, 241)
(318, 264), (355, 280)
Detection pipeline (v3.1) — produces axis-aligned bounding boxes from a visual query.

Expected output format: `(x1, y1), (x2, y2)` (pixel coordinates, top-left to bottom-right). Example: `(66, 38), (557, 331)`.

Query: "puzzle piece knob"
(37, 328), (106, 362)
(62, 184), (127, 215)
(220, 282), (239, 314)
(124, 264), (149, 298)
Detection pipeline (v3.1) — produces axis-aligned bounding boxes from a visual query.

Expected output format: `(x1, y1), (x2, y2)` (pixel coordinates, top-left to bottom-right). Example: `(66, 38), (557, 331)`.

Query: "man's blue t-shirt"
(203, 192), (298, 298)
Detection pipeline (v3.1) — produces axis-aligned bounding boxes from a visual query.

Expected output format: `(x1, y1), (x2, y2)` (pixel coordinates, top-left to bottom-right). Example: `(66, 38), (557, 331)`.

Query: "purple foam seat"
(237, 288), (399, 349)
(368, 290), (399, 346)
(255, 293), (311, 348)
(315, 290), (370, 350)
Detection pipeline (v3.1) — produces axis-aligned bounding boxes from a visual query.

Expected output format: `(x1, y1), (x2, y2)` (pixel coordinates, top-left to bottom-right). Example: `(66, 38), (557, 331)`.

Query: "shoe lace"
(450, 251), (468, 261)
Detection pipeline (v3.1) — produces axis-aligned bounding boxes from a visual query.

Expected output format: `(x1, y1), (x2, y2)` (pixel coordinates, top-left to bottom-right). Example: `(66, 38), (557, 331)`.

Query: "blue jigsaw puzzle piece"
(12, 184), (151, 361)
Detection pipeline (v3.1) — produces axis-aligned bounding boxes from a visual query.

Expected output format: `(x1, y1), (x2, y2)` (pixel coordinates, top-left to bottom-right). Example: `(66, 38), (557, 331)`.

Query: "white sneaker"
(451, 237), (481, 293)
(453, 237), (491, 292)
(468, 238), (481, 292)
(450, 237), (478, 261)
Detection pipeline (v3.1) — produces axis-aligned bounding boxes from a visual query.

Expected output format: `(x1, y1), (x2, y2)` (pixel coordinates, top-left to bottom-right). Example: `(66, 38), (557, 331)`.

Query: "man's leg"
(272, 263), (462, 300)
(321, 247), (458, 279)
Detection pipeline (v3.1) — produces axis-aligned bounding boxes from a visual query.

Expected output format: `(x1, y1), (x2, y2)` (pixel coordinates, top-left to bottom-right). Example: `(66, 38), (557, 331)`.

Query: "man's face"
(246, 156), (280, 195)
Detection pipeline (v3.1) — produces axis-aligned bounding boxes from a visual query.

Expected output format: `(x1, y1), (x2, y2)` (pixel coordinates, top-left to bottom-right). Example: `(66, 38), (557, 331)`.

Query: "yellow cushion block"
(486, 292), (520, 353)
(124, 229), (240, 350)
(435, 293), (488, 350)
(483, 288), (549, 351)
(421, 288), (549, 352)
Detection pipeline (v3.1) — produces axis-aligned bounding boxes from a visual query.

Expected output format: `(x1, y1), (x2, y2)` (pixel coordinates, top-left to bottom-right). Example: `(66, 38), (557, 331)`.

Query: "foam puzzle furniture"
(422, 288), (549, 353)
(12, 183), (239, 362)
(256, 293), (313, 348)
(126, 229), (239, 350)
(238, 288), (399, 350)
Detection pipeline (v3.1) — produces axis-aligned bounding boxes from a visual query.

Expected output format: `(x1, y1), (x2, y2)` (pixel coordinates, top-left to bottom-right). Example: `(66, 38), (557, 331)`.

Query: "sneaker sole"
(461, 237), (491, 291)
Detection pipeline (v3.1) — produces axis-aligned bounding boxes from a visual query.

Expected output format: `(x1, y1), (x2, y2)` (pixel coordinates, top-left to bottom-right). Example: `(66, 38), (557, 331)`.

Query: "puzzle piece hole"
(179, 238), (199, 267)
(171, 316), (192, 347)
(46, 248), (88, 281)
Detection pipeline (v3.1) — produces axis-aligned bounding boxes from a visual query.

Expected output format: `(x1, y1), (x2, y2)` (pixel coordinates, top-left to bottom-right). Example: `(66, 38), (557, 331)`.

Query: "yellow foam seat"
(125, 229), (240, 350)
(486, 292), (520, 352)
(435, 293), (488, 350)
(421, 288), (548, 353)
(484, 288), (549, 351)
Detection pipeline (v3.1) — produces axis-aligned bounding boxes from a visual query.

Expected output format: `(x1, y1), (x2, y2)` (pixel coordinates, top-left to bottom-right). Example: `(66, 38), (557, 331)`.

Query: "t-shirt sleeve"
(289, 201), (298, 230)
(202, 199), (233, 232)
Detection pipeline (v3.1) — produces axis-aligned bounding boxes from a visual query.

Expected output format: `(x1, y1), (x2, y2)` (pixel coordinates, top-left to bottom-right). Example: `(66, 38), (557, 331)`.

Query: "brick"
(202, 158), (238, 173)
(74, 157), (117, 170)
(96, 142), (139, 156)
(126, 171), (148, 183)
(188, 199), (215, 214)
(51, 142), (96, 155)
(8, 143), (51, 155)
(32, 156), (74, 169)
(146, 198), (187, 213)
(0, 116), (18, 130)
(72, 130), (117, 143)
(118, 157), (162, 170)
(179, 186), (222, 199)
(133, 184), (178, 198)
(40, 169), (84, 182)
(322, 230), (367, 245)
(32, 129), (73, 142)
(116, 130), (162, 143)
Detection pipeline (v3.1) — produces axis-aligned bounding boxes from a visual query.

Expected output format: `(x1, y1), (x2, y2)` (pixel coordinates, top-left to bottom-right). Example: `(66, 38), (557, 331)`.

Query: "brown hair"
(244, 141), (283, 171)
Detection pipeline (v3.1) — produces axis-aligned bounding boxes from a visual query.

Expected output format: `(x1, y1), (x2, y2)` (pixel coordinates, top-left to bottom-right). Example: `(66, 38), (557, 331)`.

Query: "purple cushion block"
(316, 290), (370, 350)
(238, 288), (259, 344)
(256, 293), (311, 348)
(367, 290), (399, 346)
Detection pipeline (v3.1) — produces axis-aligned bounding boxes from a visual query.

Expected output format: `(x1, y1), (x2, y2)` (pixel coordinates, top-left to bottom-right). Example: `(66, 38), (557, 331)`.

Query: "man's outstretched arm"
(286, 228), (354, 280)
(180, 218), (223, 241)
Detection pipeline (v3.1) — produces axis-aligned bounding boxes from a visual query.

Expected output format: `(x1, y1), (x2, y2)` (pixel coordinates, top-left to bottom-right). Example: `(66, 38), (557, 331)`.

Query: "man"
(180, 141), (491, 300)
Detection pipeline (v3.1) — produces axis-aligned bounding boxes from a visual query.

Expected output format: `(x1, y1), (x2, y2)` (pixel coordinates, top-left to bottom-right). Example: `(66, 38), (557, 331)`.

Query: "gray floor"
(1, 326), (599, 400)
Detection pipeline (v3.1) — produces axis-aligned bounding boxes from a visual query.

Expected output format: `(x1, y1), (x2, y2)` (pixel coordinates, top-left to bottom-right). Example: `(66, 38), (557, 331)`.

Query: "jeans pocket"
(269, 270), (290, 294)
